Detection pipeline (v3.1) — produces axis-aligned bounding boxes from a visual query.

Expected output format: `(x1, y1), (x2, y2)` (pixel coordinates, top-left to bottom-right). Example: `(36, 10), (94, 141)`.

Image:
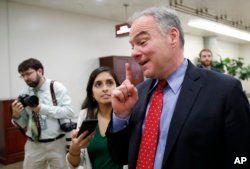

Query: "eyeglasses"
(20, 70), (36, 79)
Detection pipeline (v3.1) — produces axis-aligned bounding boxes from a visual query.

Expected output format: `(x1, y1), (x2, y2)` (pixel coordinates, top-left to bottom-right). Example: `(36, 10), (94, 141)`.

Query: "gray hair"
(128, 6), (185, 47)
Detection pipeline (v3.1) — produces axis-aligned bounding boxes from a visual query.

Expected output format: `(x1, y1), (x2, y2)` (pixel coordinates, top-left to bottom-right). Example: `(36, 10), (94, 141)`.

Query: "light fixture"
(188, 19), (250, 42)
(115, 23), (131, 37)
(115, 3), (130, 37)
(169, 0), (250, 41)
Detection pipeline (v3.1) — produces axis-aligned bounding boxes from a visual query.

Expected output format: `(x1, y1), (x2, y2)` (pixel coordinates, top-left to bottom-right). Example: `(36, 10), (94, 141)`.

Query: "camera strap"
(50, 80), (58, 106)
(50, 80), (72, 127)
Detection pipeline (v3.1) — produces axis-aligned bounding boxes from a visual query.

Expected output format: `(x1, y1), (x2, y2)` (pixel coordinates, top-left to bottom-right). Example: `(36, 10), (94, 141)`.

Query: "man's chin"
(26, 82), (37, 88)
(100, 100), (111, 105)
(144, 71), (154, 79)
(201, 62), (212, 67)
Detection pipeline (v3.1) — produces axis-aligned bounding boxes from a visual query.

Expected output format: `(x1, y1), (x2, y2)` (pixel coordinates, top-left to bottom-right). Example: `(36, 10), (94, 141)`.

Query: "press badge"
(40, 115), (47, 130)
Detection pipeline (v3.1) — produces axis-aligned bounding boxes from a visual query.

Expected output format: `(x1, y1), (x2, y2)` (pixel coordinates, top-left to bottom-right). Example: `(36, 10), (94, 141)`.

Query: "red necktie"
(136, 80), (167, 169)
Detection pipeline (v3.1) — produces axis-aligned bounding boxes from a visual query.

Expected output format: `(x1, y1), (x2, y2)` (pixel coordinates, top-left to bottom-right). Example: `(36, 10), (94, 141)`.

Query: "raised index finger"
(125, 63), (133, 82)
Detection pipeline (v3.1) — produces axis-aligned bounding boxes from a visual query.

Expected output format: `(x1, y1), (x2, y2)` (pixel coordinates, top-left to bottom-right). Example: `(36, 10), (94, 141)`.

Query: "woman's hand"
(69, 130), (95, 156)
(67, 129), (95, 167)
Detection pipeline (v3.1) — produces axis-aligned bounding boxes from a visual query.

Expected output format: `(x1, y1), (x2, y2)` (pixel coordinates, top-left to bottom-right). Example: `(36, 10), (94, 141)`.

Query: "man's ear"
(37, 68), (43, 75)
(169, 27), (179, 48)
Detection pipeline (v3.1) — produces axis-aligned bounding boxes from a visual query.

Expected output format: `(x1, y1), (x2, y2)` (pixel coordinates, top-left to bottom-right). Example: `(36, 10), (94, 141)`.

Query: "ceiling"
(10, 0), (250, 44)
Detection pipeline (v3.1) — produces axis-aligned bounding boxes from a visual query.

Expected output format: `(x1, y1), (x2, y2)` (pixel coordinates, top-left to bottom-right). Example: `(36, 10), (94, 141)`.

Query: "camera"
(59, 119), (77, 132)
(18, 94), (39, 107)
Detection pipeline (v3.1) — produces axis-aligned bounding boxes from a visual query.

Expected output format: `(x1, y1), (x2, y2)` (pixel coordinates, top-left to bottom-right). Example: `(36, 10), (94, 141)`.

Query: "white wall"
(240, 44), (250, 92)
(183, 35), (243, 63)
(184, 34), (203, 63)
(241, 44), (250, 64)
(217, 40), (241, 59)
(0, 0), (11, 99)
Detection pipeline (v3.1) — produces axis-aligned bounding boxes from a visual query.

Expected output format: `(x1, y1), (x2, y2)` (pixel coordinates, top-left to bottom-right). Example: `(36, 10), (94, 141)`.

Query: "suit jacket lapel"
(162, 62), (203, 167)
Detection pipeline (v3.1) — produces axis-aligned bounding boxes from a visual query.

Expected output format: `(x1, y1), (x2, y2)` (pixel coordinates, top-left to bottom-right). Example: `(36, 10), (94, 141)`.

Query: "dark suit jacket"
(199, 65), (222, 73)
(107, 61), (250, 169)
(210, 67), (222, 73)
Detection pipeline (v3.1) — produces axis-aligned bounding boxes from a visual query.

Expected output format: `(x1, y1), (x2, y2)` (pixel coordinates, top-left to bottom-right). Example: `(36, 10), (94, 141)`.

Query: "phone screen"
(77, 119), (98, 137)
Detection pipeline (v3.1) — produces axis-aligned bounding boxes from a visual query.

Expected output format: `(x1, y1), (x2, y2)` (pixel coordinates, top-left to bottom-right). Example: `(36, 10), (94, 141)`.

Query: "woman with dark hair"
(66, 67), (125, 169)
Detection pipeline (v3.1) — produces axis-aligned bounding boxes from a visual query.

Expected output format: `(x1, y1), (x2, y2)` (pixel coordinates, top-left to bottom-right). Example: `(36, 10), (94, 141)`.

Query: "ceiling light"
(115, 23), (131, 37)
(188, 19), (250, 42)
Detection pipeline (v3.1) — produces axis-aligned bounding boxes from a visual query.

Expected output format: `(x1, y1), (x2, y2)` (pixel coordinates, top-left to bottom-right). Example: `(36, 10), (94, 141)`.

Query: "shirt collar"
(39, 77), (49, 91)
(167, 58), (188, 94)
(151, 58), (188, 94)
(150, 58), (188, 94)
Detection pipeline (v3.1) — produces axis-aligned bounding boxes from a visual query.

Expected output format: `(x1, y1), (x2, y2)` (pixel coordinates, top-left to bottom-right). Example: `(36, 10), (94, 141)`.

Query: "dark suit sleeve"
(224, 80), (250, 168)
(106, 118), (132, 165)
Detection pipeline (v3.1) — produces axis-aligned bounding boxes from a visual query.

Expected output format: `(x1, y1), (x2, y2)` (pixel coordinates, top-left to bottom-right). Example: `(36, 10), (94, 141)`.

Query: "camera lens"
(26, 95), (39, 107)
(18, 94), (39, 107)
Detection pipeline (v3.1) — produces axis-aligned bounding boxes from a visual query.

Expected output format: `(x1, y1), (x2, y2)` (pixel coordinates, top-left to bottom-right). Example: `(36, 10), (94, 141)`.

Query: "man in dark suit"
(199, 48), (221, 72)
(106, 6), (250, 169)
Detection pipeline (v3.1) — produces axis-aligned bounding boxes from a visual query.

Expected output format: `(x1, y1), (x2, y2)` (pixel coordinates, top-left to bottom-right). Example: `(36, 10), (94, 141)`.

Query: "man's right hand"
(11, 100), (24, 119)
(111, 63), (138, 119)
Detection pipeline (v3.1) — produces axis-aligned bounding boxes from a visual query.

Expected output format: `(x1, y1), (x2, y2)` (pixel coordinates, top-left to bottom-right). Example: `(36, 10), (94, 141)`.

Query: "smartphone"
(77, 119), (98, 137)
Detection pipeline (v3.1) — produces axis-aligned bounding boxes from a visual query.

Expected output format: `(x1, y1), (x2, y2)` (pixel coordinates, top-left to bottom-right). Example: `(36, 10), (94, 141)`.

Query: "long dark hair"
(81, 67), (120, 119)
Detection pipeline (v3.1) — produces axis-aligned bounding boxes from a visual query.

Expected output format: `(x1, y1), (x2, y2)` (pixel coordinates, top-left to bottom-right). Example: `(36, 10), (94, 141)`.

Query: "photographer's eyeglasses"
(20, 70), (36, 79)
